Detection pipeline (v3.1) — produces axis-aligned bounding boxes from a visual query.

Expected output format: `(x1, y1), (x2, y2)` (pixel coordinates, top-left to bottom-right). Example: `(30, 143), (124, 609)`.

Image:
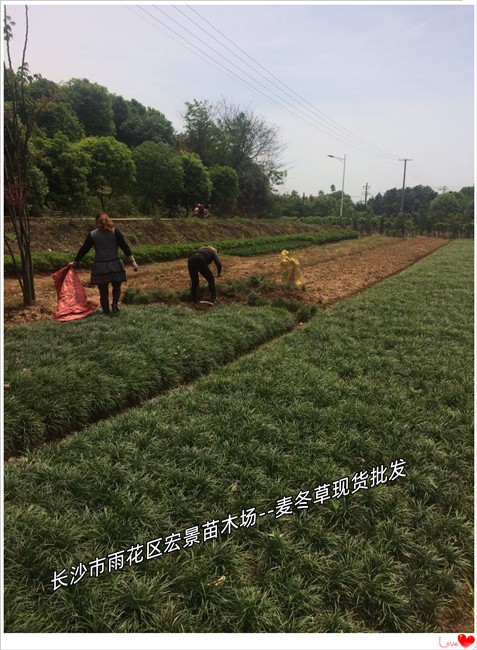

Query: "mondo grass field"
(4, 304), (296, 456)
(3, 240), (473, 633)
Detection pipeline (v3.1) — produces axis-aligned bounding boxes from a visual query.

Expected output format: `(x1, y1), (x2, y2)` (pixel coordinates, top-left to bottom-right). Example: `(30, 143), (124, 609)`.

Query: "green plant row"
(3, 304), (295, 456)
(4, 241), (473, 633)
(3, 228), (358, 276)
(122, 275), (318, 324)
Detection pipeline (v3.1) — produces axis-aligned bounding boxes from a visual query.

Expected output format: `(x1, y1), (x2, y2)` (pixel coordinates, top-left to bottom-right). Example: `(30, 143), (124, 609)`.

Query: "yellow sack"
(280, 249), (302, 287)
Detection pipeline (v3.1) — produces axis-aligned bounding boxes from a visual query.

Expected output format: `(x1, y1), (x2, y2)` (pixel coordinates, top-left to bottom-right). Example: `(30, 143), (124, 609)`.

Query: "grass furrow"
(4, 305), (295, 456)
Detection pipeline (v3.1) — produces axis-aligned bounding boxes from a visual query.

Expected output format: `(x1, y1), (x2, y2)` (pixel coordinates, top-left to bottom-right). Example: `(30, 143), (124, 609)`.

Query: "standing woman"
(69, 212), (138, 314)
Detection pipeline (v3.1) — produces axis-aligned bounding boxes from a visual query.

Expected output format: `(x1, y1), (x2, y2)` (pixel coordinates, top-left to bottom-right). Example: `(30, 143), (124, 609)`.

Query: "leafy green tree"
(409, 185), (438, 212)
(429, 192), (460, 222)
(62, 78), (115, 136)
(34, 133), (92, 213)
(369, 192), (384, 215)
(111, 94), (130, 134)
(457, 186), (474, 223)
(35, 100), (85, 141)
(180, 151), (211, 212)
(115, 97), (175, 147)
(26, 143), (49, 216)
(73, 136), (135, 195)
(181, 99), (225, 167)
(132, 141), (183, 215)
(209, 165), (239, 215)
(22, 74), (58, 102)
(237, 162), (274, 217)
(310, 193), (340, 218)
(277, 190), (304, 218)
(12, 74), (85, 141)
(328, 190), (354, 219)
(379, 188), (401, 216)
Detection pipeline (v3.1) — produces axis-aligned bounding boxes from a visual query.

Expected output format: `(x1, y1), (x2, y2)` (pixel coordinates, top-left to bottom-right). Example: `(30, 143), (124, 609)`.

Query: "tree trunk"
(4, 6), (36, 306)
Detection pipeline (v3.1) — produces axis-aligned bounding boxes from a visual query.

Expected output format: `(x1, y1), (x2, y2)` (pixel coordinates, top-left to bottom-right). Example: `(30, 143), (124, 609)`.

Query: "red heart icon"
(458, 635), (475, 649)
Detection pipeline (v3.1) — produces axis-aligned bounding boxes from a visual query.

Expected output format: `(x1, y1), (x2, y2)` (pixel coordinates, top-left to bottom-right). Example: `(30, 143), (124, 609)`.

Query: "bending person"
(187, 246), (222, 304)
(68, 212), (138, 314)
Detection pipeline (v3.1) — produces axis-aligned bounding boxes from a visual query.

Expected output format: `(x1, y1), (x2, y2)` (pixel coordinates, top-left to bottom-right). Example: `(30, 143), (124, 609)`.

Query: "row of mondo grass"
(4, 304), (295, 456)
(3, 228), (358, 276)
(215, 228), (358, 256)
(122, 274), (319, 324)
(4, 241), (473, 633)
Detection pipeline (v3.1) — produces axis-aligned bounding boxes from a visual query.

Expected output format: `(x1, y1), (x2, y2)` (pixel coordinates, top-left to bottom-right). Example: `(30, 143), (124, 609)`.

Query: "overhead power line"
(132, 7), (346, 142)
(131, 4), (402, 161)
(183, 4), (399, 161)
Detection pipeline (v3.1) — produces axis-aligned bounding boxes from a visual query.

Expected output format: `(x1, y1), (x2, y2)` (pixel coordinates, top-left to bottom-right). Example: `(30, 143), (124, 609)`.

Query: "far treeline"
(4, 70), (474, 238)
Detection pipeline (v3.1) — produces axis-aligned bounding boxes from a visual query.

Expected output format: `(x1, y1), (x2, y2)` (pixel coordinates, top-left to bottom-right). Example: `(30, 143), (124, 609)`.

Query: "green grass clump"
(120, 287), (154, 304)
(4, 241), (473, 633)
(4, 304), (295, 456)
(123, 274), (316, 324)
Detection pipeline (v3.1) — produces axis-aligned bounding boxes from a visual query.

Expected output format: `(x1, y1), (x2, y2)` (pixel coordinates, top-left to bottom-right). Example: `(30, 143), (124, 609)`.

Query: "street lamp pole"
(327, 154), (346, 222)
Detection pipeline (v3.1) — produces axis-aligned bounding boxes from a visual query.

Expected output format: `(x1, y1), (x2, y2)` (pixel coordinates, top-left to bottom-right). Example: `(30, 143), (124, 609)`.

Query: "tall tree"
(237, 162), (274, 217)
(180, 99), (225, 167)
(115, 97), (175, 147)
(428, 193), (460, 224)
(73, 136), (136, 196)
(216, 99), (285, 177)
(180, 151), (211, 212)
(62, 78), (116, 137)
(209, 165), (239, 215)
(3, 7), (39, 305)
(132, 141), (183, 215)
(34, 133), (92, 213)
(34, 93), (85, 141)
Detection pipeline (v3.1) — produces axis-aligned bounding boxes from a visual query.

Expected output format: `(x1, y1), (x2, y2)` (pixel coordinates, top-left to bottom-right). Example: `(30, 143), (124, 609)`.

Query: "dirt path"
(3, 236), (448, 327)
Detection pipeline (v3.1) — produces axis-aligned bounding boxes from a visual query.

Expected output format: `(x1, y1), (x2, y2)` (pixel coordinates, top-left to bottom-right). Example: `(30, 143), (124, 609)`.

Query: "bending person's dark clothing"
(187, 247), (221, 303)
(193, 247), (222, 274)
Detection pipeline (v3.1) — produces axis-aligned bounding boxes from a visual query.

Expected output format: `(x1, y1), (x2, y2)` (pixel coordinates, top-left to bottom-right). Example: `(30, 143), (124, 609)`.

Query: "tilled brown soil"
(3, 236), (448, 327)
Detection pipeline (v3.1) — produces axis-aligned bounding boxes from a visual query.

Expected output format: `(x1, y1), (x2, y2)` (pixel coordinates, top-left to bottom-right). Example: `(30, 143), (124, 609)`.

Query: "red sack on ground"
(52, 266), (98, 322)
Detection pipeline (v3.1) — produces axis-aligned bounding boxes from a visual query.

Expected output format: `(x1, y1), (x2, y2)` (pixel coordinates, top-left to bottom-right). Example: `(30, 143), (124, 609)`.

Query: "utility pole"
(399, 158), (412, 214)
(363, 183), (370, 206)
(438, 186), (448, 194)
(327, 153), (346, 223)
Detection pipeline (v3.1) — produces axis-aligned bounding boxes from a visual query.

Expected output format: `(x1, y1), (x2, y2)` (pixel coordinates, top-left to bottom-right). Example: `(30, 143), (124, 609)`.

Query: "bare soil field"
(4, 236), (447, 328)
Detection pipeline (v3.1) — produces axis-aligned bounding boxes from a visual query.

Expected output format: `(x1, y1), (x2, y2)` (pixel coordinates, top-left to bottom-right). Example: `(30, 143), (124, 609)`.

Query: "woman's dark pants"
(98, 282), (122, 314)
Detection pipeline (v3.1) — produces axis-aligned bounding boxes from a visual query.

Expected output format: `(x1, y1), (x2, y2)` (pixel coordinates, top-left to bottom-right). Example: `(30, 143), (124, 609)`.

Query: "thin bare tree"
(4, 5), (36, 305)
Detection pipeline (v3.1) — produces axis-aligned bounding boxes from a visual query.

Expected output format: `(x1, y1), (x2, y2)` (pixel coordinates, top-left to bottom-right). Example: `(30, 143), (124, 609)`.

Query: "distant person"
(187, 246), (222, 304)
(68, 212), (138, 315)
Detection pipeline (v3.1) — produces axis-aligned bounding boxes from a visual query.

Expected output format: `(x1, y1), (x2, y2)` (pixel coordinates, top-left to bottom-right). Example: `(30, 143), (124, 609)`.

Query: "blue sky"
(4, 2), (475, 201)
